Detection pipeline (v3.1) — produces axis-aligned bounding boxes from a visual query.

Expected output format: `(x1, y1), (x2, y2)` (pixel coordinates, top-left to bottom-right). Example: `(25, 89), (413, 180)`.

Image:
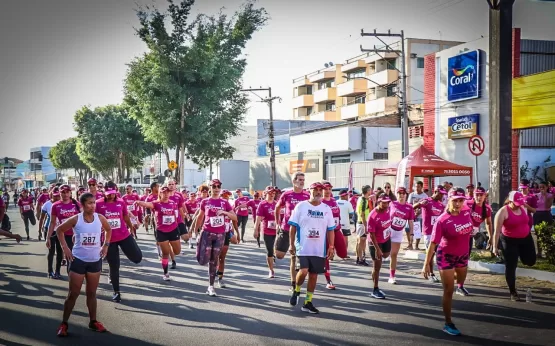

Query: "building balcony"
(340, 103), (365, 120)
(309, 71), (335, 83)
(366, 69), (399, 86)
(341, 60), (367, 73)
(292, 94), (314, 109)
(337, 79), (367, 97)
(365, 96), (399, 115)
(364, 52), (399, 64)
(293, 77), (311, 88)
(309, 111), (338, 121)
(313, 87), (336, 104)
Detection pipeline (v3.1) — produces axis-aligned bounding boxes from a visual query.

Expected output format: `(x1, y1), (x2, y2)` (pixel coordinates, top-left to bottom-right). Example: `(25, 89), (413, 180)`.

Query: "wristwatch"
(103, 242), (110, 247)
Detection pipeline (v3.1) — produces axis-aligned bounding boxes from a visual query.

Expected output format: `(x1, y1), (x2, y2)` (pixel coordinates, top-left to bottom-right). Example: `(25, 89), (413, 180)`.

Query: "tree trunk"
(178, 102), (186, 185)
(175, 146), (180, 184)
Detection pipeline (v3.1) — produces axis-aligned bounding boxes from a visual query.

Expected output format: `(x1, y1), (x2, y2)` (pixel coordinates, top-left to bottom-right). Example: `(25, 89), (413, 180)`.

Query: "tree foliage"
(49, 137), (92, 186)
(124, 0), (268, 181)
(74, 104), (158, 183)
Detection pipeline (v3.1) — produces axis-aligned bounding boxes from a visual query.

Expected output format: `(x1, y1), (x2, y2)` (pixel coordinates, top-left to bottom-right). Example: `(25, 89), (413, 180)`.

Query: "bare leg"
(439, 269), (455, 324)
(85, 271), (101, 321)
(62, 272), (85, 323)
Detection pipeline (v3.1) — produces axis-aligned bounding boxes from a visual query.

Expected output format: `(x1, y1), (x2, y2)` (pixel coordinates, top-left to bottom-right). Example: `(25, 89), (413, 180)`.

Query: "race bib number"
(210, 216), (224, 227)
(431, 216), (439, 225)
(163, 215), (175, 225)
(81, 233), (99, 247)
(392, 216), (406, 228)
(107, 218), (121, 229)
(472, 227), (479, 236)
(334, 217), (340, 227)
(307, 228), (320, 239)
(413, 223), (422, 239)
(23, 205), (31, 211)
(267, 220), (276, 229)
(383, 227), (392, 239)
(127, 204), (135, 213)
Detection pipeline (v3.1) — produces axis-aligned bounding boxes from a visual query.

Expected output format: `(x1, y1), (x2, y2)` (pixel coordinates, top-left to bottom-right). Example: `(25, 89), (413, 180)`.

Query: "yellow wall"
(512, 69), (555, 129)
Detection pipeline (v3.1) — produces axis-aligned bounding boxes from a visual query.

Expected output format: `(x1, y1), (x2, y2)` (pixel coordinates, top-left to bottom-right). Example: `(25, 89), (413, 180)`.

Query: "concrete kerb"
(403, 250), (555, 283)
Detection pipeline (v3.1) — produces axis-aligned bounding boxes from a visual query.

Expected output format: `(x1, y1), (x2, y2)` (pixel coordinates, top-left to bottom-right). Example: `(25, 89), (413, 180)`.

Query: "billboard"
(447, 114), (480, 139)
(447, 50), (480, 102)
(513, 70), (555, 130)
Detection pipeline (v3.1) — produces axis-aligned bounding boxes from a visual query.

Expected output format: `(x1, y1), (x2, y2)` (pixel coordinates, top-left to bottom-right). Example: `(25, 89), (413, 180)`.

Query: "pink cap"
(509, 191), (525, 206)
(105, 189), (117, 195)
(309, 182), (325, 190)
(377, 195), (391, 203)
(448, 188), (466, 200)
(518, 184), (529, 189)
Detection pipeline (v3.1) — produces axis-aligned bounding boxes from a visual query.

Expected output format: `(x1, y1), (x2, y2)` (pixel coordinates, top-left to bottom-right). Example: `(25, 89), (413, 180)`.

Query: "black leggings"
(500, 233), (536, 293)
(237, 215), (249, 239)
(264, 234), (276, 258)
(48, 235), (63, 274)
(22, 211), (36, 237)
(106, 235), (143, 293)
(64, 234), (74, 275)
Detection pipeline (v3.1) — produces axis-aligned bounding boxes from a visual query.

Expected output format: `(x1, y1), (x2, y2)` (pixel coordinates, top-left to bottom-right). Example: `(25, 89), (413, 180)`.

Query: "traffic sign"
(168, 160), (178, 171)
(468, 135), (485, 156)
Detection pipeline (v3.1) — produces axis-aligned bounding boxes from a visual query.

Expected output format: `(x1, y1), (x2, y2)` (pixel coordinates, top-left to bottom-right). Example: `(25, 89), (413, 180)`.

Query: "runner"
(0, 194), (21, 242)
(96, 182), (142, 302)
(216, 189), (239, 288)
(355, 185), (373, 266)
(12, 190), (18, 209)
(366, 194), (392, 298)
(87, 179), (104, 200)
(422, 187), (473, 336)
(136, 185), (180, 281)
(234, 189), (250, 243)
(288, 182), (335, 314)
(167, 179), (191, 253)
(275, 172), (310, 292)
(493, 191), (537, 301)
(55, 192), (112, 337)
(336, 189), (354, 259)
(388, 187), (415, 284)
(407, 181), (428, 250)
(321, 181), (348, 289)
(184, 191), (200, 249)
(17, 188), (36, 241)
(35, 187), (50, 239)
(191, 179), (237, 296)
(382, 183), (397, 202)
(141, 187), (152, 233)
(254, 186), (278, 278)
(534, 181), (553, 257)
(39, 187), (63, 278)
(413, 185), (447, 283)
(122, 184), (141, 239)
(466, 184), (475, 200)
(77, 186), (86, 200)
(248, 192), (262, 247)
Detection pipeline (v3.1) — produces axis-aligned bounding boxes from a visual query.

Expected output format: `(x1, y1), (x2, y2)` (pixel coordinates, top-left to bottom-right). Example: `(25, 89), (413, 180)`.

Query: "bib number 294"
(307, 229), (320, 239)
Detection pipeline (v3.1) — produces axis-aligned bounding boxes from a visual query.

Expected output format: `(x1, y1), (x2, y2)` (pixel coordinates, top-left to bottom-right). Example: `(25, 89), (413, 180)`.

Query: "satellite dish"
(329, 62), (334, 66)
(324, 63), (329, 68)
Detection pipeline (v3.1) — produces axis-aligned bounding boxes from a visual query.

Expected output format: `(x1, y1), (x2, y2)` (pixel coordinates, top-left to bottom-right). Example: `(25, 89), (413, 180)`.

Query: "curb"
(403, 250), (555, 283)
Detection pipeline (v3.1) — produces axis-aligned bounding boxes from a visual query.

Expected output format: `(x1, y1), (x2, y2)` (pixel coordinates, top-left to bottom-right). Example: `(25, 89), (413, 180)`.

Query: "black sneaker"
(357, 259), (369, 266)
(301, 301), (320, 314)
(112, 292), (121, 303)
(170, 261), (177, 270)
(289, 291), (300, 306)
(27, 236), (30, 241)
(48, 272), (54, 279)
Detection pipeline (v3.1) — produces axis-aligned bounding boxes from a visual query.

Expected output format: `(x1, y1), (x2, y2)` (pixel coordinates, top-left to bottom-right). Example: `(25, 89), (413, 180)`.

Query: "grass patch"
(470, 251), (555, 273)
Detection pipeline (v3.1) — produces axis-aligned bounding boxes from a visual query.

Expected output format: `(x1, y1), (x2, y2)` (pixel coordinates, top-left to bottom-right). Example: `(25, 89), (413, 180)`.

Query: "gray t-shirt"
(408, 192), (428, 219)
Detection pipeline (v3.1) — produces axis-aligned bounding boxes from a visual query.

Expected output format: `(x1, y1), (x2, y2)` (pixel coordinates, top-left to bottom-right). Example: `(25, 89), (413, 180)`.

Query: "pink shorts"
(436, 248), (469, 270)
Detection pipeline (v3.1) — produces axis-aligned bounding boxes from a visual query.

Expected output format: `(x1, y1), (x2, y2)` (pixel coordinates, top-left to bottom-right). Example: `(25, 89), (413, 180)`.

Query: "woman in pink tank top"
(493, 191), (536, 301)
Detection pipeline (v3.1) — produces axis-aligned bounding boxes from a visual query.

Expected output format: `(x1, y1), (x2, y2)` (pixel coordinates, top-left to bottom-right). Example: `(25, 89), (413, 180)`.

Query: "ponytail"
(71, 197), (81, 213)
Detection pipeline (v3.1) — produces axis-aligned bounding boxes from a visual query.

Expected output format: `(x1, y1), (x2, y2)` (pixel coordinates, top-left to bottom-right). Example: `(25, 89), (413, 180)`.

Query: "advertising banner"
(447, 114), (480, 139)
(513, 70), (555, 129)
(447, 50), (480, 102)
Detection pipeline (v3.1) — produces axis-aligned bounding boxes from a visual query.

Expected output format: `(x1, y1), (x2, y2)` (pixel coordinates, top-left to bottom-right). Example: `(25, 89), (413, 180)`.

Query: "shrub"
(535, 221), (555, 265)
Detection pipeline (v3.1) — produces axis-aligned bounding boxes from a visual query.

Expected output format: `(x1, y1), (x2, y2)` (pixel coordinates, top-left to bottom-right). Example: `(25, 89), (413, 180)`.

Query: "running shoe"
(344, 255), (351, 259)
(27, 236), (30, 241)
(371, 288), (386, 299)
(170, 261), (177, 270)
(268, 270), (275, 279)
(388, 277), (397, 285)
(48, 272), (54, 279)
(112, 292), (121, 303)
(54, 273), (62, 280)
(61, 259), (67, 266)
(430, 274), (440, 283)
(217, 278), (226, 288)
(289, 291), (300, 306)
(207, 286), (217, 297)
(189, 242), (194, 249)
(89, 320), (107, 333)
(56, 322), (68, 337)
(301, 302), (320, 314)
(443, 323), (461, 336)
(357, 259), (370, 266)
(326, 281), (336, 290)
(456, 287), (470, 296)
(163, 274), (171, 281)
(510, 292), (521, 301)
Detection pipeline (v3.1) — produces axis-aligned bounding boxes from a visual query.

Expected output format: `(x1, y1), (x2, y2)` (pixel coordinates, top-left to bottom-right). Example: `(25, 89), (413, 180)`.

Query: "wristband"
(103, 242), (110, 247)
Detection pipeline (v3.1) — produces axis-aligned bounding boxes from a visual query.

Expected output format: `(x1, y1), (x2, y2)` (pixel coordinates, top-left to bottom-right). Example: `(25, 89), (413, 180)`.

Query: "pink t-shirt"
(122, 193), (140, 217)
(322, 198), (341, 231)
(420, 198), (445, 236)
(256, 200), (277, 235)
(431, 210), (474, 256)
(502, 206), (530, 238)
(200, 198), (233, 234)
(524, 194), (537, 228)
(95, 198), (130, 242)
(535, 193), (553, 211)
(367, 209), (392, 244)
(464, 200), (492, 228)
(37, 193), (50, 205)
(51, 200), (81, 236)
(349, 196), (358, 210)
(169, 192), (185, 223)
(185, 199), (199, 215)
(89, 190), (104, 200)
(234, 196), (251, 217)
(18, 196), (34, 213)
(389, 202), (415, 231)
(277, 190), (310, 231)
(152, 200), (178, 232)
(248, 199), (261, 220)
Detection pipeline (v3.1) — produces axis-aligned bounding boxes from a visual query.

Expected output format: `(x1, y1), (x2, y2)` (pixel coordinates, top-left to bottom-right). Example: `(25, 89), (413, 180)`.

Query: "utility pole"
(240, 87), (281, 186)
(487, 0), (515, 212)
(360, 29), (409, 158)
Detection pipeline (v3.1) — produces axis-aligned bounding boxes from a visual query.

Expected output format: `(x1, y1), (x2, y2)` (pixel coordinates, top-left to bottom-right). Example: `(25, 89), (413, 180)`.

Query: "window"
(373, 152), (388, 160)
(385, 59), (397, 70)
(318, 80), (334, 90)
(306, 106), (313, 115)
(354, 96), (366, 104)
(386, 85), (396, 97)
(417, 57), (425, 68)
(325, 102), (336, 111)
(347, 69), (366, 80)
(306, 85), (313, 95)
(330, 155), (351, 164)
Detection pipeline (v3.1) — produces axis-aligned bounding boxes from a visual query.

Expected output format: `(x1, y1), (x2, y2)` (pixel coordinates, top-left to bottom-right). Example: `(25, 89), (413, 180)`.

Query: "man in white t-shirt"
(407, 181), (428, 250)
(336, 189), (354, 258)
(288, 182), (335, 314)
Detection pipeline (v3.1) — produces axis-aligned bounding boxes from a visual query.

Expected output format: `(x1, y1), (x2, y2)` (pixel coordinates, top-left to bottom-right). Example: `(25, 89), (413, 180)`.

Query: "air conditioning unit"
(410, 53), (417, 59)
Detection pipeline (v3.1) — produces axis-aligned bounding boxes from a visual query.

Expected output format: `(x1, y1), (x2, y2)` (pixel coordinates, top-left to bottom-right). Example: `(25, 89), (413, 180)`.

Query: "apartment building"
(292, 38), (462, 122)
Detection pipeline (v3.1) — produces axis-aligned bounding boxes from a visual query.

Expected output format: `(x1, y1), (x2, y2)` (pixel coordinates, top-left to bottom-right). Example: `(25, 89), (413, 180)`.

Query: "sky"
(1, 0), (555, 160)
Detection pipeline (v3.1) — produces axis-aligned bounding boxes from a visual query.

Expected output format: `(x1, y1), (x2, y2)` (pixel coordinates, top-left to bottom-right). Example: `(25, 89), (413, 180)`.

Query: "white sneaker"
(388, 277), (397, 284)
(207, 286), (217, 297)
(268, 270), (275, 279)
(217, 278), (226, 288)
(163, 274), (171, 281)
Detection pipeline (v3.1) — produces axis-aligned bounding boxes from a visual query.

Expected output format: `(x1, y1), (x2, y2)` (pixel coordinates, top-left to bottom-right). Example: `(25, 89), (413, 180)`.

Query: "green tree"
(74, 104), (158, 183)
(124, 0), (268, 183)
(49, 137), (92, 186)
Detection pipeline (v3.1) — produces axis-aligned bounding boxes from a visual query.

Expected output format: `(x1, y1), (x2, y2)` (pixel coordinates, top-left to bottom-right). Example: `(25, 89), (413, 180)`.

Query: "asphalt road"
(1, 208), (554, 346)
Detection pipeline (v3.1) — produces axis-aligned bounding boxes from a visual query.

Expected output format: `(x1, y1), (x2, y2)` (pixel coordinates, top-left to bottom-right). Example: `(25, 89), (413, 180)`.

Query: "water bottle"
(526, 288), (532, 303)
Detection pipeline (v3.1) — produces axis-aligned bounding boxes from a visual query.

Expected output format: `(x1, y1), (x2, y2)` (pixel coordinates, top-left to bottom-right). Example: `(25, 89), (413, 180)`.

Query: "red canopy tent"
(372, 145), (473, 191)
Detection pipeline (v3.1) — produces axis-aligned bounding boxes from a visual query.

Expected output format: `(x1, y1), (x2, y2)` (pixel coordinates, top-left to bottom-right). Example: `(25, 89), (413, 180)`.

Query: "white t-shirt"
(336, 199), (354, 230)
(408, 192), (428, 219)
(288, 201), (336, 258)
(41, 200), (53, 216)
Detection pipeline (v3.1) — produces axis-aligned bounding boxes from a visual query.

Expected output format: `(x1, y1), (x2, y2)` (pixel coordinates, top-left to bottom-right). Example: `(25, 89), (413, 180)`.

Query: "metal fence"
(326, 160), (392, 189)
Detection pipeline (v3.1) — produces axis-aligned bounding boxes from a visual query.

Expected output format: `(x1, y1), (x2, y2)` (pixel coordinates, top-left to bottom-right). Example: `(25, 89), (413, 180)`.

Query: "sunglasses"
(212, 185), (221, 189)
(398, 192), (407, 195)
(88, 184), (96, 187)
(385, 186), (391, 189)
